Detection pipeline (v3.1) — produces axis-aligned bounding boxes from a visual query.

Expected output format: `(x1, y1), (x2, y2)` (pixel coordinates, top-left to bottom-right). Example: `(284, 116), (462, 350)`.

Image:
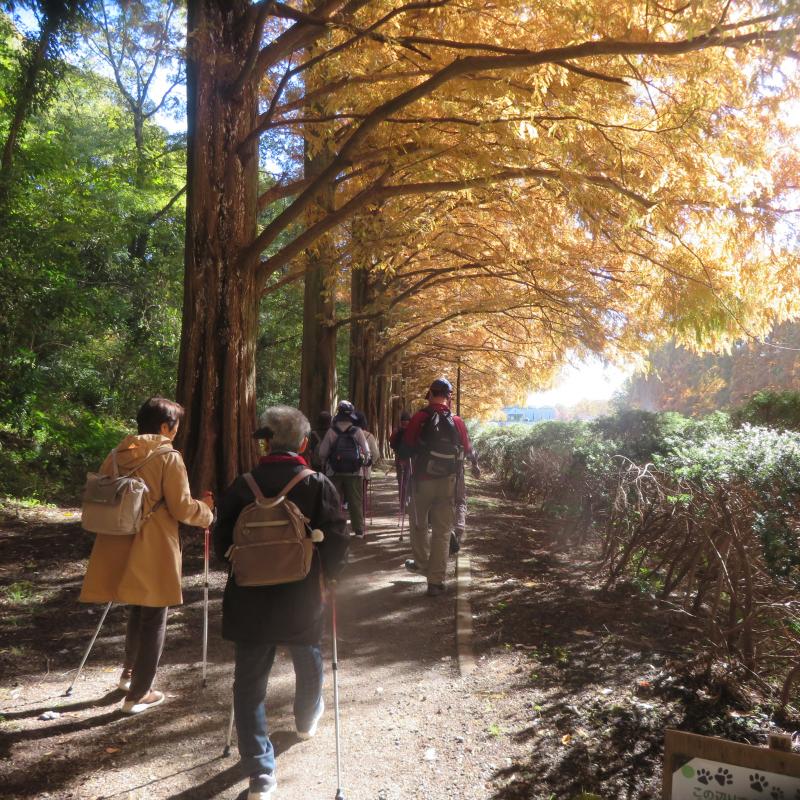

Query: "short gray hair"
(259, 406), (310, 451)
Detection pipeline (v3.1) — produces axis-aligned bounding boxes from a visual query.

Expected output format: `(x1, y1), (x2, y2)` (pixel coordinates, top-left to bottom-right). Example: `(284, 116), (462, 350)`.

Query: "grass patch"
(2, 581), (41, 604)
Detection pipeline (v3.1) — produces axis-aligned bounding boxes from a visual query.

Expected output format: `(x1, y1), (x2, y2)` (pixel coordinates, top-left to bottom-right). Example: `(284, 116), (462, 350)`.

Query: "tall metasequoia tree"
(299, 143), (338, 420)
(178, 0), (800, 491)
(177, 0), (261, 491)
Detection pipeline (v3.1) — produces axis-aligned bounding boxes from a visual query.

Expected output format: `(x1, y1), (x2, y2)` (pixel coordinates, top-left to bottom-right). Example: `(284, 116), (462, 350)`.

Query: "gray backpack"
(81, 445), (172, 536)
(226, 469), (324, 587)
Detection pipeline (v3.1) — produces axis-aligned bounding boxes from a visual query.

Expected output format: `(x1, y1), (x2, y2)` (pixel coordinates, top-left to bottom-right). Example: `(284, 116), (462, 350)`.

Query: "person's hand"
(201, 490), (214, 510)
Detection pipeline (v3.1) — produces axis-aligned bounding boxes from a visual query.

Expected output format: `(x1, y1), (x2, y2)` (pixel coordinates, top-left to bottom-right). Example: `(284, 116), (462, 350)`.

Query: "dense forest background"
(2, 1), (800, 501)
(622, 321), (800, 416)
(0, 7), (329, 498)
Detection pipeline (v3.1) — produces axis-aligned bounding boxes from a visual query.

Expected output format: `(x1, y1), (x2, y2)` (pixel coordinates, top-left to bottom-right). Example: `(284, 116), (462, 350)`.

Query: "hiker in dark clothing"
(214, 405), (349, 800)
(318, 400), (371, 538)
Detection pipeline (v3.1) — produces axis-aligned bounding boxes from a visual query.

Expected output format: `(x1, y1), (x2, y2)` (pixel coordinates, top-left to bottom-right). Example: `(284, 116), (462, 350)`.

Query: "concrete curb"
(456, 552), (476, 675)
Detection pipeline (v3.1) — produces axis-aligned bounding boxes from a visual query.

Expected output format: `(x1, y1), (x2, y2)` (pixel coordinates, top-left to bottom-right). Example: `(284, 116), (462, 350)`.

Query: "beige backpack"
(81, 445), (172, 536)
(226, 469), (324, 587)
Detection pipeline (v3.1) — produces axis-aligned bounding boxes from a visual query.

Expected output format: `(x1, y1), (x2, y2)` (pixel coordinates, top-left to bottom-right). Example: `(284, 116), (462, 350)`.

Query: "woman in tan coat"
(80, 397), (214, 714)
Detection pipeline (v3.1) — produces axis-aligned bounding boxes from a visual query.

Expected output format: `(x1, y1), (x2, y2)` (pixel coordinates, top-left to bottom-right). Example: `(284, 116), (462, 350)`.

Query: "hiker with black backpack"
(214, 406), (349, 800)
(401, 378), (473, 597)
(318, 400), (371, 539)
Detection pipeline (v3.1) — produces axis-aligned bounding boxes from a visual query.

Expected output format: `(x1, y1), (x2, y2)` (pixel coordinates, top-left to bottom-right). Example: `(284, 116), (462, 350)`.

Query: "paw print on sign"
(715, 768), (733, 786)
(750, 774), (770, 792)
(696, 768), (713, 785)
(771, 788), (785, 800)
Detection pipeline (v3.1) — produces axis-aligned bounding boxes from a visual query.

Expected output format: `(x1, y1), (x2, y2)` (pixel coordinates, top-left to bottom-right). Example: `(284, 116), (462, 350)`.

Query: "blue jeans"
(233, 641), (324, 778)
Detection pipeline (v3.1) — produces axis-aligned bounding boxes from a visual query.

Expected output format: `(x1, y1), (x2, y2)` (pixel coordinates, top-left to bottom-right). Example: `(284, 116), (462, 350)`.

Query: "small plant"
(2, 581), (39, 604)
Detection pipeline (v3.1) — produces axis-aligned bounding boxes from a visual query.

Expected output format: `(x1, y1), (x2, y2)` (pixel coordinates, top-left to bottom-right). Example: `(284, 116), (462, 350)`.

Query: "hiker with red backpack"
(214, 405), (349, 800)
(318, 400), (371, 539)
(402, 378), (473, 597)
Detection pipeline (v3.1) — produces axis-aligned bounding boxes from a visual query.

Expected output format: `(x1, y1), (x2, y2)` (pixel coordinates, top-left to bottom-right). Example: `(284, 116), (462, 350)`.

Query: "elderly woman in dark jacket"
(214, 405), (349, 800)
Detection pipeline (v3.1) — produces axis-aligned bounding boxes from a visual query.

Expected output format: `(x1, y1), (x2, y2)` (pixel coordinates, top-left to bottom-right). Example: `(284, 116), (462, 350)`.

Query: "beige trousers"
(408, 476), (456, 586)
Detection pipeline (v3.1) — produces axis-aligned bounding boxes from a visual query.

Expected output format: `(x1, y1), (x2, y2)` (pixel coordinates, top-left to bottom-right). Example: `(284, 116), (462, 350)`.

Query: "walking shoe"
(118, 668), (132, 692)
(354, 530), (365, 539)
(296, 698), (324, 740)
(426, 583), (446, 597)
(247, 773), (277, 800)
(121, 690), (165, 715)
(404, 558), (420, 573)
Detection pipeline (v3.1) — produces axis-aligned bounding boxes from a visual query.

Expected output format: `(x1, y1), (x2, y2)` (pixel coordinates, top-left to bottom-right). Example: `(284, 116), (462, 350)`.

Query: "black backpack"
(419, 409), (462, 476)
(329, 426), (365, 473)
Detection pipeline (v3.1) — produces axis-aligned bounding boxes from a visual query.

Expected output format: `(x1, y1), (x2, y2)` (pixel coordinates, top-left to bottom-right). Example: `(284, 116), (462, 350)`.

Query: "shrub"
(732, 390), (800, 431)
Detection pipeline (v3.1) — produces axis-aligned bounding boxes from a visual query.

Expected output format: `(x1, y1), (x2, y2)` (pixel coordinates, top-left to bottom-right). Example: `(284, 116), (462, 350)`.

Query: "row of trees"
(623, 321), (800, 415)
(2, 0), (800, 495)
(179, 0), (800, 490)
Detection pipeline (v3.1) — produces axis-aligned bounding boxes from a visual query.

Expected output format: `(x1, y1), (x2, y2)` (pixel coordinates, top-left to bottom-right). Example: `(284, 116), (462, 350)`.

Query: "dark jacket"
(214, 454), (349, 645)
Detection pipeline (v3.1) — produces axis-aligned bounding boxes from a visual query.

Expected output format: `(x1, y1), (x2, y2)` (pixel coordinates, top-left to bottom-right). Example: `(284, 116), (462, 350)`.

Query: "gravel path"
(1, 477), (527, 800)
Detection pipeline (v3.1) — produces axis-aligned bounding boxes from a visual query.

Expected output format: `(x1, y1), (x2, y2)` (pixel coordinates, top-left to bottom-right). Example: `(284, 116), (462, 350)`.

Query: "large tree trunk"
(299, 139), (337, 421)
(177, 0), (260, 493)
(299, 258), (338, 421)
(349, 266), (372, 416)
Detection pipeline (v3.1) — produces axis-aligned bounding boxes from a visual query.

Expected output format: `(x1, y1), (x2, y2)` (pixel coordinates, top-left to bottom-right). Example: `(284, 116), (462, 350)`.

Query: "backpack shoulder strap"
(242, 472), (265, 502)
(278, 468), (315, 499)
(113, 443), (174, 478)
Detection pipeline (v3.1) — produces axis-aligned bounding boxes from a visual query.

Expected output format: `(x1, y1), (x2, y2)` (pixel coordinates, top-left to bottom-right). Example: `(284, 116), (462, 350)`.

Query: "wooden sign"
(664, 730), (800, 800)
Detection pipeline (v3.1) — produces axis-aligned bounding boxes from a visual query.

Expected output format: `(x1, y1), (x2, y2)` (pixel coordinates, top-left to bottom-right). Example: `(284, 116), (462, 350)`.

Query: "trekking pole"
(362, 478), (368, 535)
(369, 479), (374, 525)
(330, 582), (345, 800)
(202, 526), (210, 687)
(64, 601), (112, 696)
(222, 700), (235, 757)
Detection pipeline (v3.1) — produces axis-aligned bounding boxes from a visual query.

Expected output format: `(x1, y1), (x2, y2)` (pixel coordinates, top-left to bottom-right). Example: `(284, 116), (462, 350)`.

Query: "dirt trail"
(2, 474), (784, 800)
(1, 477), (531, 800)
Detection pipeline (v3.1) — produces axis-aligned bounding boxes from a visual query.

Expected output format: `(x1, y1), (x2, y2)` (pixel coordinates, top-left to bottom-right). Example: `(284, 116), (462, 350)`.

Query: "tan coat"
(79, 434), (213, 608)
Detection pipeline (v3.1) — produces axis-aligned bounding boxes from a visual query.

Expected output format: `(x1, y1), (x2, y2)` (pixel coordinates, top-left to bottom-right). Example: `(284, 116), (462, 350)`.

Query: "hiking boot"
(426, 583), (446, 597)
(121, 690), (165, 715)
(297, 698), (324, 740)
(118, 668), (132, 692)
(247, 773), (277, 800)
(404, 559), (420, 573)
(354, 530), (365, 539)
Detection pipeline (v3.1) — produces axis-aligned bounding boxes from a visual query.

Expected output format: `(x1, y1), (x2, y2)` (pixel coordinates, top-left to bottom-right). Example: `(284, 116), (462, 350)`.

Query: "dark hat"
(336, 400), (355, 416)
(252, 411), (273, 440)
(429, 377), (453, 395)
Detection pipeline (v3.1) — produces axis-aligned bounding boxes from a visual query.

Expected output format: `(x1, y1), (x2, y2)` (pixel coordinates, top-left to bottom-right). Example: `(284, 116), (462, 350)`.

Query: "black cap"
(429, 377), (453, 395)
(252, 425), (273, 440)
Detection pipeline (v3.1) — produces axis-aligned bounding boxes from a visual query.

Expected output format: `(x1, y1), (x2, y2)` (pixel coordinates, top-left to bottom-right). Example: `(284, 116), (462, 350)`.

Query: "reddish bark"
(177, 0), (260, 493)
